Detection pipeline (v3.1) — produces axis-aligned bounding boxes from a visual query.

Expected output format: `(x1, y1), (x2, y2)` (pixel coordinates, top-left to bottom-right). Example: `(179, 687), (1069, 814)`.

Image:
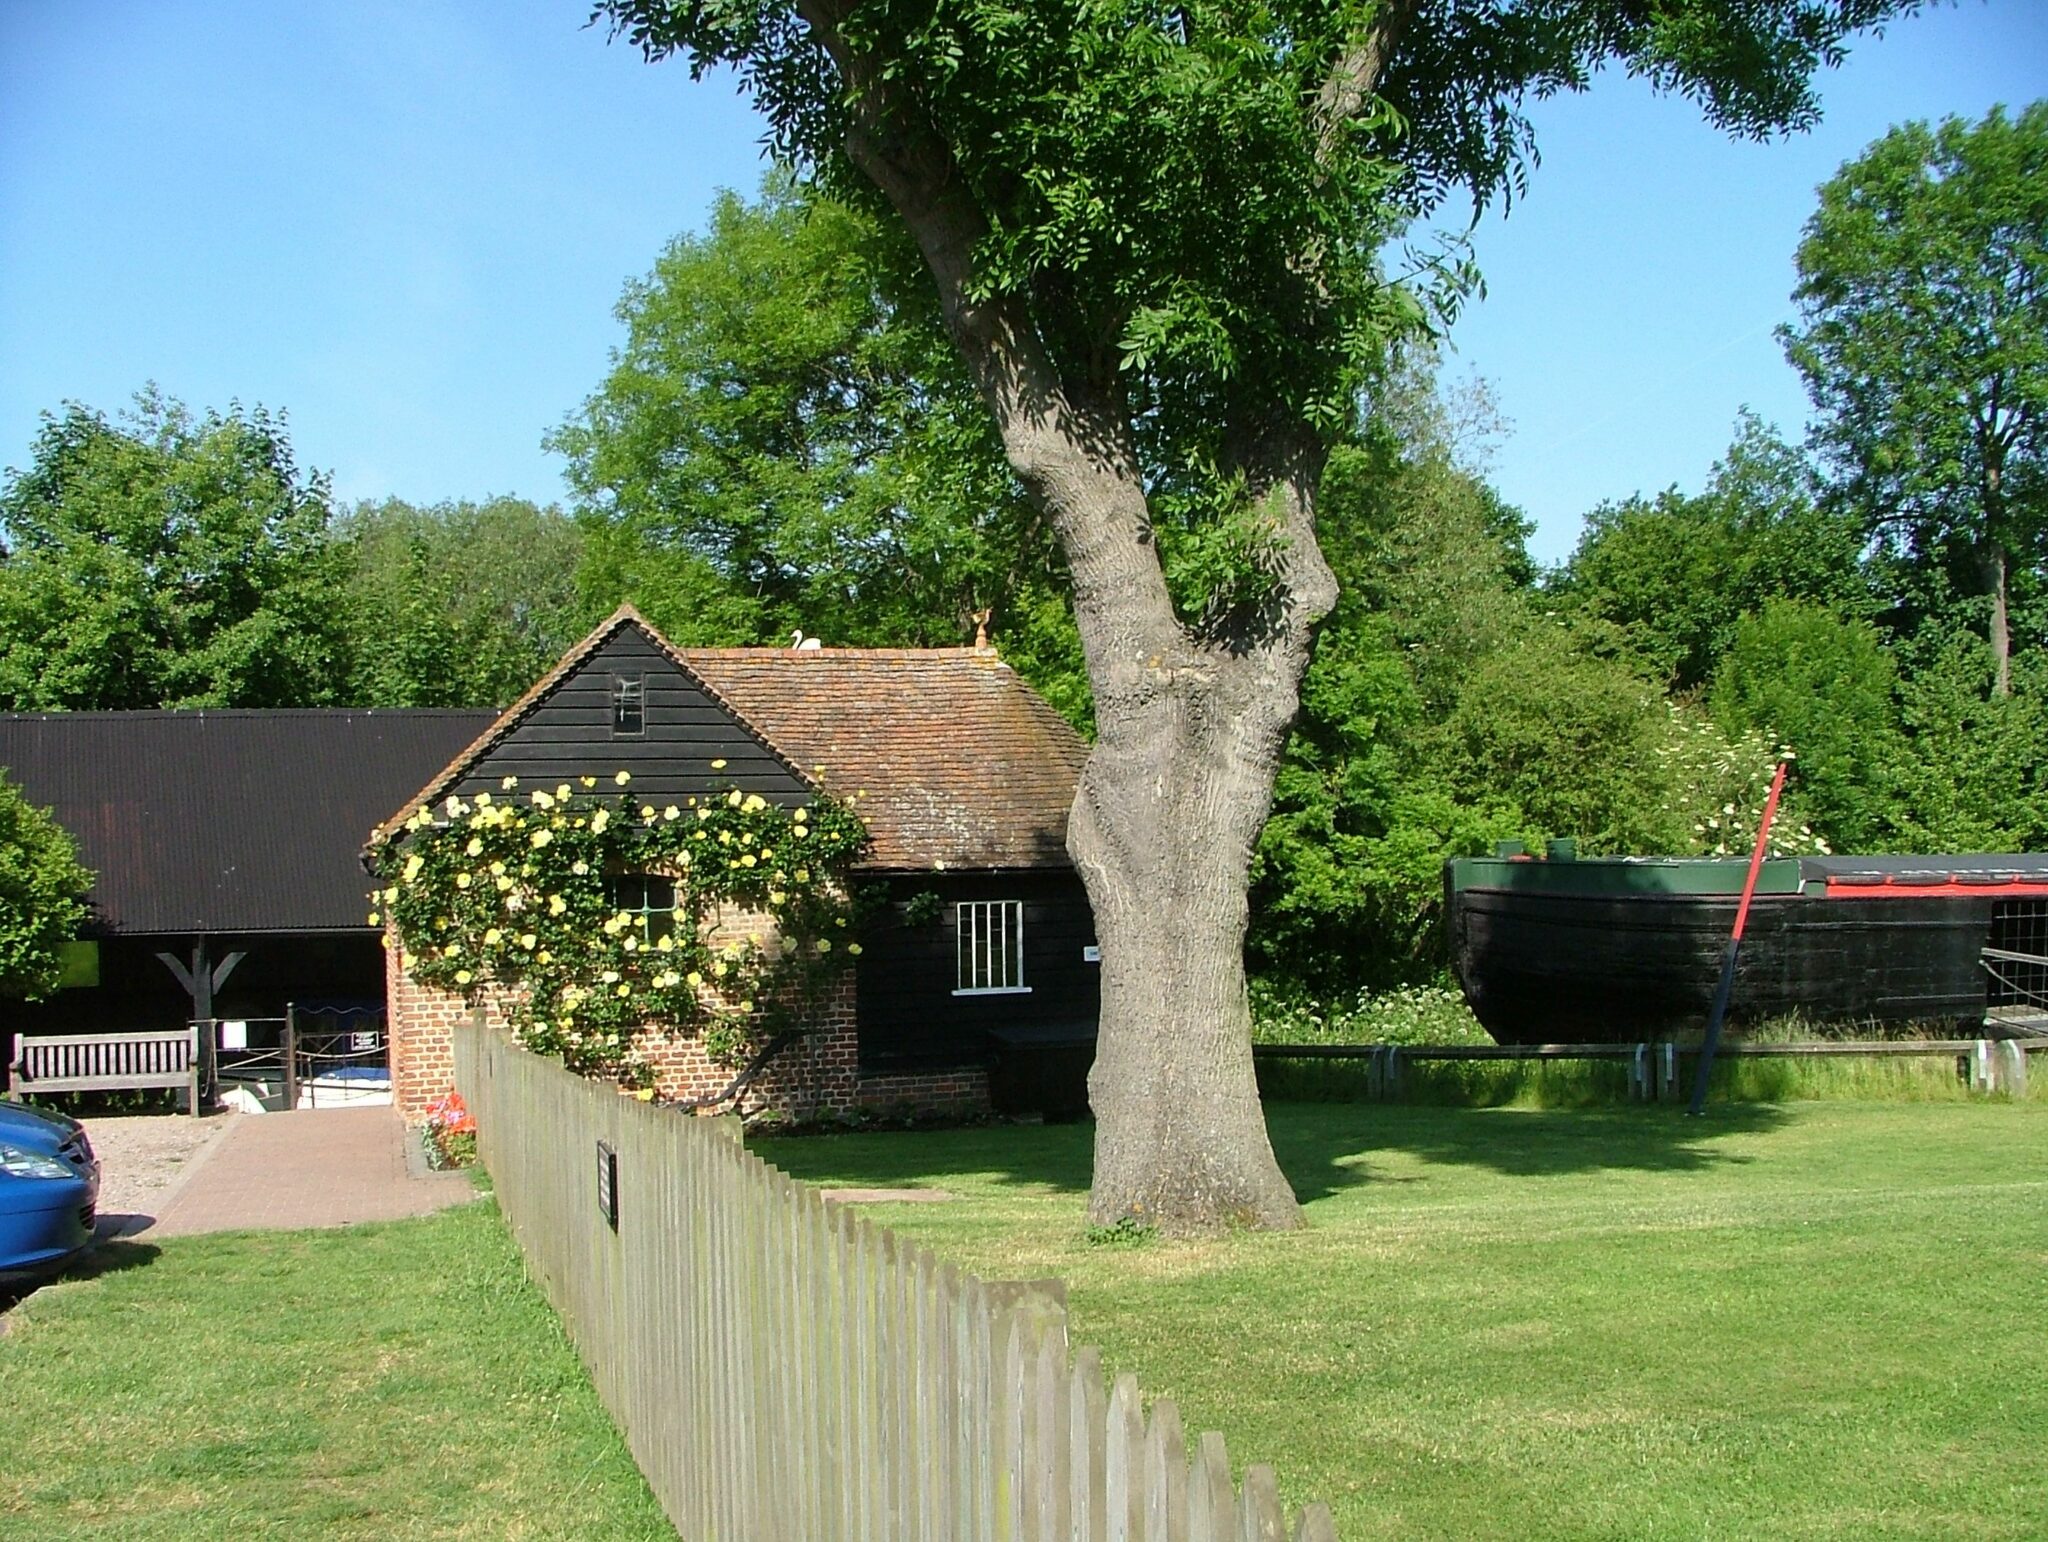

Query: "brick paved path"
(148, 1106), (475, 1237)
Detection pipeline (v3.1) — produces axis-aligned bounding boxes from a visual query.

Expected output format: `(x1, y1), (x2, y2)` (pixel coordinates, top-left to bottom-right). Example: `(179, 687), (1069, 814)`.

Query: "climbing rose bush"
(369, 771), (868, 1088)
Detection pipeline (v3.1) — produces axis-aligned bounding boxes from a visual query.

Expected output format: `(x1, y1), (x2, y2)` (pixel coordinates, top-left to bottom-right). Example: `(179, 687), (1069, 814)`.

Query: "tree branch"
(793, 0), (1180, 658)
(1312, 0), (1416, 165)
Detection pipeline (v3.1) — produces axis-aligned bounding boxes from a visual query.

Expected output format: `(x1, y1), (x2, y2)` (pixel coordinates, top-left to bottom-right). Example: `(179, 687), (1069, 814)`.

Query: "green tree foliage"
(341, 496), (592, 708)
(551, 181), (1088, 721)
(1783, 101), (2048, 697)
(1709, 599), (1903, 851)
(0, 770), (93, 1001)
(1251, 370), (1827, 997)
(0, 390), (351, 709)
(1560, 414), (1871, 690)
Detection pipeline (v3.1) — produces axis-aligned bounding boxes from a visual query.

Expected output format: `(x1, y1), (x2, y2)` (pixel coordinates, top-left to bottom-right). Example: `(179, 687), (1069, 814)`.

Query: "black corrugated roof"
(0, 710), (497, 936)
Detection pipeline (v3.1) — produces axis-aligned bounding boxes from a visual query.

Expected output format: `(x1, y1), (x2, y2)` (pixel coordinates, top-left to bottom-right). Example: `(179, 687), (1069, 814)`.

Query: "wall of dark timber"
(856, 872), (1099, 1071)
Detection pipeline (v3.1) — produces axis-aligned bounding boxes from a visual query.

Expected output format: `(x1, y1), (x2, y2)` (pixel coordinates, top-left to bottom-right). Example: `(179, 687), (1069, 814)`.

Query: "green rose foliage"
(370, 775), (867, 1088)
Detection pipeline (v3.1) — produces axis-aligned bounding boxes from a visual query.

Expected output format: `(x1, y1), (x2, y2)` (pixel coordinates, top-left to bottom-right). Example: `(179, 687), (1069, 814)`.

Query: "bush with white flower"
(368, 770), (868, 1088)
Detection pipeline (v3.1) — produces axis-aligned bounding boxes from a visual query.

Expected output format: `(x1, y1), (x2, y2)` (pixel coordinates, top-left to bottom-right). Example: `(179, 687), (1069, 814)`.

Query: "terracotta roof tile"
(681, 647), (1089, 872)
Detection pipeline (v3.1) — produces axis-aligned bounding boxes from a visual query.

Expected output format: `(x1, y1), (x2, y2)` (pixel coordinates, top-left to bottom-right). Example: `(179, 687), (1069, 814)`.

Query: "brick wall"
(385, 923), (988, 1124)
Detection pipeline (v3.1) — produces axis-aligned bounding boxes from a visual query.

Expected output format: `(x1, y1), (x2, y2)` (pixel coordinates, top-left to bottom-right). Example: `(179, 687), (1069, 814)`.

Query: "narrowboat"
(1445, 850), (2048, 1044)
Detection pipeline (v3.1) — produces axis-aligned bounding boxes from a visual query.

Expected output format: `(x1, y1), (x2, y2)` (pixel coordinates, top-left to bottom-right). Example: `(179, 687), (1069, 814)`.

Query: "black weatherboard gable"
(0, 709), (497, 935)
(446, 626), (815, 808)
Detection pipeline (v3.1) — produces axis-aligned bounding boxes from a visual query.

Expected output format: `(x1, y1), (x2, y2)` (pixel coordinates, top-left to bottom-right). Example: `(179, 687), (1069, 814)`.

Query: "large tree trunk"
(1072, 688), (1304, 1230)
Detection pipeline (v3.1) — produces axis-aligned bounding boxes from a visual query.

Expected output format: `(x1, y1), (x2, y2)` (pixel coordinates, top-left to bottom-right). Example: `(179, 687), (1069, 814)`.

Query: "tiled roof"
(681, 647), (1090, 872)
(373, 607), (1091, 873)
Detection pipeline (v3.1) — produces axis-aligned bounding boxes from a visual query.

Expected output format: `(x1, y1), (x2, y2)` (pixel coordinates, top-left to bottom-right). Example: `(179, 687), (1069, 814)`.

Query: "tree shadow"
(754, 1118), (1097, 1194)
(1267, 1100), (1791, 1205)
(755, 1100), (1791, 1210)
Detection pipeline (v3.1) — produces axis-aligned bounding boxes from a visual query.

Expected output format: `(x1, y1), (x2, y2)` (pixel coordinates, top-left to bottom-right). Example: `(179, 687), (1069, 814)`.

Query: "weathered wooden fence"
(455, 1022), (1337, 1541)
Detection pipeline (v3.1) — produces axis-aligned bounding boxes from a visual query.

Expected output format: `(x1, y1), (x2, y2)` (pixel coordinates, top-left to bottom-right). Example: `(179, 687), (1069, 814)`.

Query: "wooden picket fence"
(454, 1022), (1337, 1542)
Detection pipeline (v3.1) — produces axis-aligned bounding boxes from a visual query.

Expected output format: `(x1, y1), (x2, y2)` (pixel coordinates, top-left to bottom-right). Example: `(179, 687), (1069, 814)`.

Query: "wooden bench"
(6, 1028), (203, 1112)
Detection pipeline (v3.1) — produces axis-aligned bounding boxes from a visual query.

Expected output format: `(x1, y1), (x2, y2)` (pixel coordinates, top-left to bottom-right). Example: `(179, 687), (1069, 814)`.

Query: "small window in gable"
(606, 874), (675, 944)
(955, 900), (1029, 994)
(612, 674), (645, 737)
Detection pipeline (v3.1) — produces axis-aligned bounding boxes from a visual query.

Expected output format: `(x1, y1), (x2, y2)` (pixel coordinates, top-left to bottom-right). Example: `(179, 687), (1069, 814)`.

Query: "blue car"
(0, 1100), (101, 1284)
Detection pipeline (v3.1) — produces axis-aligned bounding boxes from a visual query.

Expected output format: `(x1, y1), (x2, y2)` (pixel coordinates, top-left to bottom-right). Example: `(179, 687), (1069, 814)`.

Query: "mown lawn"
(758, 1101), (2048, 1540)
(0, 1198), (671, 1540)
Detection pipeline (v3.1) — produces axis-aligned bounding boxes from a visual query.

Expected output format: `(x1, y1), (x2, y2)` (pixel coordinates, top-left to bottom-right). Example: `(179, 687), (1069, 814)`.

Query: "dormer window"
(612, 675), (644, 736)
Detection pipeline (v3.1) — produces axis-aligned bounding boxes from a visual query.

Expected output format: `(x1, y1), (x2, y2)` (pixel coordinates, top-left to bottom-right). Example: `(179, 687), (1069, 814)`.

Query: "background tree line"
(3, 104), (2040, 1007)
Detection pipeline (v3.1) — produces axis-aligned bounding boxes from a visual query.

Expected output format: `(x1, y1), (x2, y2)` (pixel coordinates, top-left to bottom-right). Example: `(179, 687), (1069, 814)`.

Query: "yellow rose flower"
(465, 837), (483, 856)
(402, 854), (424, 882)
(531, 790), (554, 809)
(555, 783), (571, 801)
(531, 829), (552, 847)
(580, 775), (596, 787)
(664, 805), (680, 821)
(615, 770), (631, 785)
(815, 938), (831, 953)
(455, 969), (473, 985)
(600, 969), (620, 984)
(484, 928), (502, 944)
(519, 933), (537, 950)
(455, 872), (473, 889)
(383, 886), (398, 903)
(743, 794), (765, 812)
(727, 789), (743, 807)
(475, 791), (493, 808)
(741, 854), (757, 868)
(590, 809), (610, 834)
(501, 775), (518, 790)
(847, 942), (863, 956)
(793, 806), (808, 822)
(686, 971), (703, 987)
(710, 758), (726, 769)
(366, 911), (380, 927)
(549, 894), (567, 915)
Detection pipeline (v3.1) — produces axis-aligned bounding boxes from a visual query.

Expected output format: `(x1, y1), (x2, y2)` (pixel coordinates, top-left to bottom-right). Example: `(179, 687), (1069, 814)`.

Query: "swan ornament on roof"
(790, 630), (823, 650)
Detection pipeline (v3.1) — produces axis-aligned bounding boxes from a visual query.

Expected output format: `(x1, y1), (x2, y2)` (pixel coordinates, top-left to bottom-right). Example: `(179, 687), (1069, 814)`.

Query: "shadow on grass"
(754, 1099), (1787, 1209)
(1265, 1101), (1789, 1203)
(0, 1236), (161, 1314)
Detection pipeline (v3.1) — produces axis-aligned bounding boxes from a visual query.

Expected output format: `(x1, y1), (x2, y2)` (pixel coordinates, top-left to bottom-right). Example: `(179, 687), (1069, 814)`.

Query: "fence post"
(1657, 1042), (1678, 1102)
(283, 1003), (299, 1113)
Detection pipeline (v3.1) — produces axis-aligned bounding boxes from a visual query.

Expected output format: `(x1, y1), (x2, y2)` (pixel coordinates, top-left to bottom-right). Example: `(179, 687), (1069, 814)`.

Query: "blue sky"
(3, 1), (2043, 566)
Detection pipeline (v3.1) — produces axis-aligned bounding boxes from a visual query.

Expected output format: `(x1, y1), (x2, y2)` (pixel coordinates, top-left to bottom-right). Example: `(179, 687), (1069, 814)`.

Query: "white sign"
(219, 1020), (249, 1050)
(1082, 945), (1101, 963)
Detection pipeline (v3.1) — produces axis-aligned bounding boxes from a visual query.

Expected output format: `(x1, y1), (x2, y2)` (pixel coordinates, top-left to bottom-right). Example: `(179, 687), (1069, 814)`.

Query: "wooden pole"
(283, 1002), (300, 1112)
(1689, 761), (1789, 1117)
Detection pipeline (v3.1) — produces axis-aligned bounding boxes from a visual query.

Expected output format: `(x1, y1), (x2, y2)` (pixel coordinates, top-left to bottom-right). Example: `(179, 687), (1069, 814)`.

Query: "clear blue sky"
(3, 2), (2044, 566)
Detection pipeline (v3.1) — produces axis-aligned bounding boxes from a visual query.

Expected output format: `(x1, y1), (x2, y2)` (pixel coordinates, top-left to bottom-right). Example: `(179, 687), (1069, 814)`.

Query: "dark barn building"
(379, 608), (1101, 1119)
(0, 709), (495, 1087)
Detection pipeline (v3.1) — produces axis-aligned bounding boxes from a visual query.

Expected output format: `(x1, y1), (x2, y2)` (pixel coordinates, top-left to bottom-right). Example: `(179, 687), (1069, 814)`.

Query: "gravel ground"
(81, 1110), (238, 1222)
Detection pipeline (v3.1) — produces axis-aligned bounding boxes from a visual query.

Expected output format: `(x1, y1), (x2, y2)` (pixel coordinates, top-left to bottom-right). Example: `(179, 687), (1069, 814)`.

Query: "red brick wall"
(385, 924), (988, 1124)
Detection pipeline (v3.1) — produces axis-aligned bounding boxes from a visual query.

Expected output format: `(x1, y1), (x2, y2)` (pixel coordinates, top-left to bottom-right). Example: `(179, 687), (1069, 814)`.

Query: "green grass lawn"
(757, 1101), (2048, 1540)
(0, 1198), (672, 1540)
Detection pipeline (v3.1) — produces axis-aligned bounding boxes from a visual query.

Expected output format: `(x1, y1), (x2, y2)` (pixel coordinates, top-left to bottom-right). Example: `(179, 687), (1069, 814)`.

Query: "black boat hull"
(1452, 889), (1997, 1044)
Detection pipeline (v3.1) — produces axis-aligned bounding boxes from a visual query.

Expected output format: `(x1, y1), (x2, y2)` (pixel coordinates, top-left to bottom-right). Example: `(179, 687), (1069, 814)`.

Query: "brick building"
(373, 606), (1100, 1124)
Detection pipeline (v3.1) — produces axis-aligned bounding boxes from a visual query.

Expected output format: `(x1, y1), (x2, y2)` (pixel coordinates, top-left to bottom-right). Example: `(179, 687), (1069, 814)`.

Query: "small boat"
(1445, 850), (2048, 1044)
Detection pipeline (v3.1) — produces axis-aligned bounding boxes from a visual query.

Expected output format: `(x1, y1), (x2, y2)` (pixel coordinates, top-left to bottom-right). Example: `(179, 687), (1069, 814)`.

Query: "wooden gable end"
(446, 627), (813, 806)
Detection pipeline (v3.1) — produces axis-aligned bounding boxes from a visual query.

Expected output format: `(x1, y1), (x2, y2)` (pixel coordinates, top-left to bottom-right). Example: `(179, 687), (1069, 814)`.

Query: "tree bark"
(1984, 539), (2012, 699)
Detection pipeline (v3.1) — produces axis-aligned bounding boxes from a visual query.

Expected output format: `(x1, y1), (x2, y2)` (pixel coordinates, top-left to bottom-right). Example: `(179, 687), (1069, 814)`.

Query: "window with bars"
(955, 900), (1028, 994)
(611, 674), (644, 736)
(606, 874), (675, 944)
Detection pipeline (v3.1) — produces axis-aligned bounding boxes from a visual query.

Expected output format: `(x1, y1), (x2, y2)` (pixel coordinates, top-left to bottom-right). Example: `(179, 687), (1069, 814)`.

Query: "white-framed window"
(612, 674), (645, 736)
(955, 900), (1029, 994)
